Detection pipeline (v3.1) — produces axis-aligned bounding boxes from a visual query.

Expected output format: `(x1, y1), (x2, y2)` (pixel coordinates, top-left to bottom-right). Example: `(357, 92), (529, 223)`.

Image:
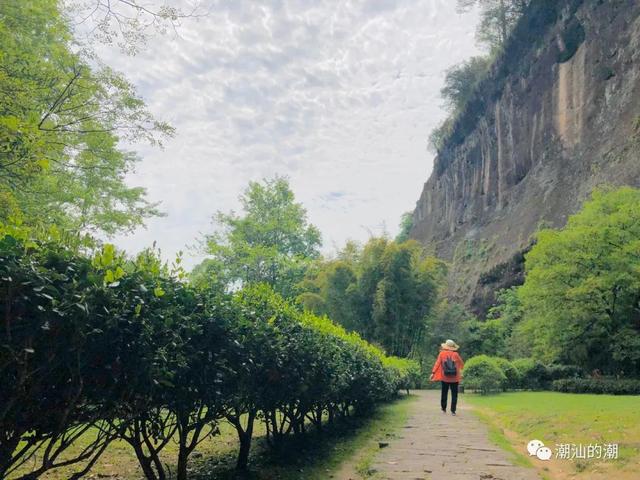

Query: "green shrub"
(557, 18), (585, 63)
(492, 357), (521, 391)
(463, 355), (506, 394)
(512, 358), (550, 390)
(546, 364), (584, 381)
(552, 378), (640, 395)
(0, 229), (419, 478)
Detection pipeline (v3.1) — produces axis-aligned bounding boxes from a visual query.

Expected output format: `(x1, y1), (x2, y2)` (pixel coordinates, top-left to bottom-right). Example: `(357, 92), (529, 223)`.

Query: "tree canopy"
(0, 0), (172, 234)
(299, 238), (445, 357)
(440, 56), (491, 113)
(199, 176), (322, 299)
(395, 211), (414, 243)
(514, 187), (640, 376)
(457, 0), (530, 52)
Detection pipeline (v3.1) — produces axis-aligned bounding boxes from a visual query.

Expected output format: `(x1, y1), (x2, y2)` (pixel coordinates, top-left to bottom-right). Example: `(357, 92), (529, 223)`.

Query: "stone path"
(367, 390), (541, 480)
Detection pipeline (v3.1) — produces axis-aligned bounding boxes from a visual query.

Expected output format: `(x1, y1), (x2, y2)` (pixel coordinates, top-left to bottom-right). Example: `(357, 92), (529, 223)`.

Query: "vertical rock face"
(410, 0), (640, 315)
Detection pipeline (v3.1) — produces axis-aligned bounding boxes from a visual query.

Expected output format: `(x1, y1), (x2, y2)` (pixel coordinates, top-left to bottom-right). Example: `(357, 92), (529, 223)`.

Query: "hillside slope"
(410, 0), (640, 314)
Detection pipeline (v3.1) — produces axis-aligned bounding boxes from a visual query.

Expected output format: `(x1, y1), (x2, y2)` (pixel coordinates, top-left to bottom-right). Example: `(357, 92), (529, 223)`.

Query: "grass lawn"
(11, 394), (415, 480)
(466, 391), (640, 480)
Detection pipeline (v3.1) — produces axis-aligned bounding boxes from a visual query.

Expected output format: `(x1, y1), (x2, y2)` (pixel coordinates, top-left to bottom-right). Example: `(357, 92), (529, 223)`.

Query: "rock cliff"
(410, 0), (640, 315)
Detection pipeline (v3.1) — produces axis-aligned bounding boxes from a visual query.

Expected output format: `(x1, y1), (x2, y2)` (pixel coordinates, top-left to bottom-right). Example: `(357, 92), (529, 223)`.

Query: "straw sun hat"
(441, 339), (459, 351)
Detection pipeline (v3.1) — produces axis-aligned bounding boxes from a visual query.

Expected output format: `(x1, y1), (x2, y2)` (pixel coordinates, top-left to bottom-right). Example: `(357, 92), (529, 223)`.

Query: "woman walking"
(430, 339), (464, 415)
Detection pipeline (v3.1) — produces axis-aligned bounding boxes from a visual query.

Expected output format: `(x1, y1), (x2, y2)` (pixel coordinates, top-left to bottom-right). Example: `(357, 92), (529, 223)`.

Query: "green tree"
(200, 177), (321, 299)
(298, 260), (360, 331)
(457, 0), (530, 52)
(440, 56), (491, 113)
(367, 240), (443, 356)
(0, 1), (171, 233)
(421, 301), (472, 360)
(516, 187), (640, 376)
(459, 317), (508, 358)
(395, 211), (414, 243)
(428, 117), (455, 153)
(300, 238), (445, 357)
(487, 287), (530, 357)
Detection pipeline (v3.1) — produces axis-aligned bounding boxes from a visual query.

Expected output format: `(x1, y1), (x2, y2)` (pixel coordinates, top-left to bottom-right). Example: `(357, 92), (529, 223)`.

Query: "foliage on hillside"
(430, 0), (585, 170)
(428, 187), (640, 382)
(515, 187), (640, 376)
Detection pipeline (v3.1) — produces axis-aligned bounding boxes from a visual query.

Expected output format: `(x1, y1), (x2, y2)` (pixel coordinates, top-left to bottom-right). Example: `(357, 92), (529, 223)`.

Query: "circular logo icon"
(527, 439), (544, 456)
(536, 446), (552, 461)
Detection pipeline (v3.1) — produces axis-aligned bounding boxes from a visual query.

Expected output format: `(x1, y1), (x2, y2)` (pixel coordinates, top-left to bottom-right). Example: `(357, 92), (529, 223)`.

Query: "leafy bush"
(492, 357), (521, 391)
(0, 232), (123, 479)
(553, 378), (640, 395)
(0, 230), (419, 478)
(546, 364), (584, 381)
(512, 358), (550, 390)
(463, 355), (506, 394)
(557, 17), (585, 63)
(440, 56), (490, 113)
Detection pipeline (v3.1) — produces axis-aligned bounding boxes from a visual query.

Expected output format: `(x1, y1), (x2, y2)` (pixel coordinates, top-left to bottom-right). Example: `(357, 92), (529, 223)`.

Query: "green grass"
(466, 391), (640, 478)
(12, 395), (416, 480)
(472, 409), (534, 469)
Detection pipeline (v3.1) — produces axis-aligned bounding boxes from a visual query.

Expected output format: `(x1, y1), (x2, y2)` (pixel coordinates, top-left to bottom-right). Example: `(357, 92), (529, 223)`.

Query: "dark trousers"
(440, 381), (459, 412)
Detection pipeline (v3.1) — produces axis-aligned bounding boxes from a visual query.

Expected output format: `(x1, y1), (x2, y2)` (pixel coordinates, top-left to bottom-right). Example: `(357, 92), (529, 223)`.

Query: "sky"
(83, 0), (481, 268)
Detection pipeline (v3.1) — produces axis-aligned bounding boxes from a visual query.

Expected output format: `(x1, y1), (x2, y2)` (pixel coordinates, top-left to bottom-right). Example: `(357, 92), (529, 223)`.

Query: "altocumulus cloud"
(89, 0), (480, 266)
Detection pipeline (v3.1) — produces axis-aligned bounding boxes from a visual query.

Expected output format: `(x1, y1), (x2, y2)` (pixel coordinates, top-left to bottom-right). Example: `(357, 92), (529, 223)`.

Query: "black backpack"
(442, 356), (457, 376)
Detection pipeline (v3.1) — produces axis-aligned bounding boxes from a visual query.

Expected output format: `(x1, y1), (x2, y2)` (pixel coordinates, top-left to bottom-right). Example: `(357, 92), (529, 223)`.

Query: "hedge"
(474, 357), (584, 391)
(492, 357), (520, 391)
(552, 378), (640, 395)
(512, 358), (549, 390)
(462, 355), (505, 394)
(0, 230), (418, 480)
(464, 354), (632, 394)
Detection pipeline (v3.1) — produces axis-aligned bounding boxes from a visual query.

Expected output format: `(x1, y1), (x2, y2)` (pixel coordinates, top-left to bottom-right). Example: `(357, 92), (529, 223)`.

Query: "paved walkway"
(368, 390), (541, 480)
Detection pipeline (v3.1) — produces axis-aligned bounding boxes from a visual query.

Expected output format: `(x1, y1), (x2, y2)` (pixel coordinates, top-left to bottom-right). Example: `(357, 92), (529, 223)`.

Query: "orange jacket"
(431, 350), (464, 383)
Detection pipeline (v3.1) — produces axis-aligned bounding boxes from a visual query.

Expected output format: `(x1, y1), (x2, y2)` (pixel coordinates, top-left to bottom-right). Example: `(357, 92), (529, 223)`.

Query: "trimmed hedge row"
(464, 355), (639, 395)
(552, 378), (640, 395)
(0, 230), (418, 480)
(462, 355), (506, 394)
(463, 355), (586, 393)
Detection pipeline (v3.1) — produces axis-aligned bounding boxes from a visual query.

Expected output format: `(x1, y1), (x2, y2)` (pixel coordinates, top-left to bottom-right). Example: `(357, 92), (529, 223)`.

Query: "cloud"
(90, 0), (480, 267)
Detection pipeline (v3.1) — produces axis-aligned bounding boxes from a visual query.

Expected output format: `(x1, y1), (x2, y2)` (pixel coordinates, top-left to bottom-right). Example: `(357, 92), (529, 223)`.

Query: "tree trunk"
(176, 434), (190, 480)
(235, 409), (255, 470)
(0, 438), (19, 480)
(131, 444), (159, 480)
(237, 431), (251, 470)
